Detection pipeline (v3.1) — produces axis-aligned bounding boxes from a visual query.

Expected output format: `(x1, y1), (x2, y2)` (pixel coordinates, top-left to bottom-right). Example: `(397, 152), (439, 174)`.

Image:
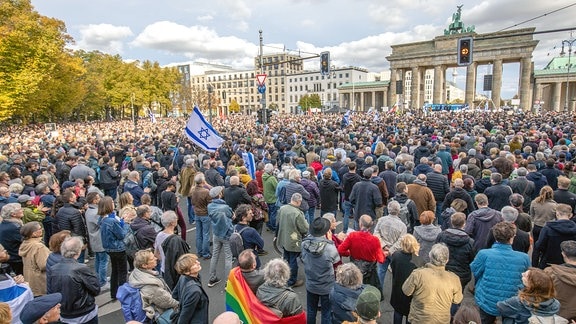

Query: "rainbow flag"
(225, 267), (306, 324)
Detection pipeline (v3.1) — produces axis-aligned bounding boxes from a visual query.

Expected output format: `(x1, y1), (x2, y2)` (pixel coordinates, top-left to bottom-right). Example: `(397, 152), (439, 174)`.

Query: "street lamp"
(561, 37), (576, 112)
(207, 84), (213, 124)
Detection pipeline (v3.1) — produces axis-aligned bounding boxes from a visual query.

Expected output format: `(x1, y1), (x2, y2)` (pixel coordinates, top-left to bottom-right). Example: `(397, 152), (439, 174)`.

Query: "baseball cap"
(355, 285), (381, 320)
(209, 186), (224, 198)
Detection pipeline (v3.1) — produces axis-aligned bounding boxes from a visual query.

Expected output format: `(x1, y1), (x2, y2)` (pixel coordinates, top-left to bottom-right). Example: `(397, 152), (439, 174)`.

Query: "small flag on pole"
(148, 109), (156, 123)
(185, 105), (224, 152)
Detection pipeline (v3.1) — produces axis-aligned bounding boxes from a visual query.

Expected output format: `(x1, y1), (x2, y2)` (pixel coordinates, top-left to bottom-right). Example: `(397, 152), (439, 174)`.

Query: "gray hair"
(501, 206), (519, 222)
(404, 161), (415, 171)
(359, 214), (373, 230)
(335, 263), (363, 290)
(161, 211), (178, 227)
(128, 171), (140, 181)
(290, 192), (302, 203)
(516, 167), (528, 177)
(263, 258), (291, 287)
(61, 236), (83, 258)
(194, 173), (205, 185)
(288, 169), (301, 181)
(1, 203), (21, 220)
(387, 200), (401, 216)
(459, 164), (468, 173)
(264, 163), (274, 174)
(429, 243), (449, 266)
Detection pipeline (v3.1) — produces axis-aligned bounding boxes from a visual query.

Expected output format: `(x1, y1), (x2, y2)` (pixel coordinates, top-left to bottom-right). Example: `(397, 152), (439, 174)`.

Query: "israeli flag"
(149, 109), (157, 123)
(184, 105), (224, 152)
(343, 110), (350, 126)
(373, 112), (380, 122)
(242, 151), (256, 179)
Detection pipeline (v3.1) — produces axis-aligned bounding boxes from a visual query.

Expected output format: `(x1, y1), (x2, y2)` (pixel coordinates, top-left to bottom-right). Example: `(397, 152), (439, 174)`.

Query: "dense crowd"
(1, 109), (576, 324)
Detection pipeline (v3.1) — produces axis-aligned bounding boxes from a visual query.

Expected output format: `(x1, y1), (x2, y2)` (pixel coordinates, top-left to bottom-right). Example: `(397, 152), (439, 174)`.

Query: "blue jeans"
(105, 188), (117, 200)
(94, 251), (109, 286)
(209, 236), (233, 281)
(283, 250), (300, 286)
(394, 310), (410, 324)
(342, 200), (353, 233)
(266, 203), (278, 232)
(435, 202), (443, 226)
(306, 207), (316, 225)
(77, 250), (85, 264)
(196, 216), (211, 258)
(377, 257), (391, 292)
(186, 197), (196, 223)
(306, 291), (331, 324)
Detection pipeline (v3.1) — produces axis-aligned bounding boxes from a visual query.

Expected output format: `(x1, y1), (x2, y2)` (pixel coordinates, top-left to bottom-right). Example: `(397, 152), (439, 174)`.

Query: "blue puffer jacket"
(100, 212), (128, 252)
(471, 243), (530, 316)
(207, 199), (233, 240)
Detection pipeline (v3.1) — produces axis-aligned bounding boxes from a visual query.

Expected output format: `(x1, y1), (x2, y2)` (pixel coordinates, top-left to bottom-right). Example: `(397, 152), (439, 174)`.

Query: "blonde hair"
(175, 254), (199, 275)
(0, 303), (12, 324)
(134, 249), (155, 269)
(399, 234), (420, 255)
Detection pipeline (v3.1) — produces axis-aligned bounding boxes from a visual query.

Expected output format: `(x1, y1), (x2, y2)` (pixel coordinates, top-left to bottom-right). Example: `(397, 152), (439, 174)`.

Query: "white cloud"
(132, 21), (258, 68)
(75, 24), (133, 54)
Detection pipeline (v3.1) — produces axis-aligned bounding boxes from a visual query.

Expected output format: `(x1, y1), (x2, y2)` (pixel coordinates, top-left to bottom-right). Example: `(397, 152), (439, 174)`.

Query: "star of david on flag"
(184, 105), (224, 152)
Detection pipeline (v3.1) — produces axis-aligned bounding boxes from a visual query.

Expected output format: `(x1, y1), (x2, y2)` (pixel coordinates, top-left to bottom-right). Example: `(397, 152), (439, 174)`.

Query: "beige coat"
(18, 237), (50, 296)
(406, 182), (436, 217)
(530, 199), (557, 227)
(128, 267), (179, 319)
(402, 264), (463, 323)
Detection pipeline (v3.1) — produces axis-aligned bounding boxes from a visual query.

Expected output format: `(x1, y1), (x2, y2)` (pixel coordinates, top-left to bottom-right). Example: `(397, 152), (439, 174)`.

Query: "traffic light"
(320, 51), (330, 75)
(457, 37), (473, 66)
(256, 109), (263, 124)
(265, 109), (272, 123)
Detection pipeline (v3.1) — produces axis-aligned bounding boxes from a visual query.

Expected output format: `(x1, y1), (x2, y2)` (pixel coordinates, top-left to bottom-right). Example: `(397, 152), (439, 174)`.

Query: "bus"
(424, 103), (469, 112)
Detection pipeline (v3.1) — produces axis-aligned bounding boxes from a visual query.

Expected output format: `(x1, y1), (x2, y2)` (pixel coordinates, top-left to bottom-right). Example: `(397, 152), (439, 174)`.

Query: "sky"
(30, 0), (576, 99)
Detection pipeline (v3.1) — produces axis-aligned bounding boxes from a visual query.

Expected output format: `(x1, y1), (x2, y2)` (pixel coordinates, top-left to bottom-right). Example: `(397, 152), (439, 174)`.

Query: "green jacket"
(23, 207), (45, 224)
(276, 204), (309, 252)
(262, 173), (278, 204)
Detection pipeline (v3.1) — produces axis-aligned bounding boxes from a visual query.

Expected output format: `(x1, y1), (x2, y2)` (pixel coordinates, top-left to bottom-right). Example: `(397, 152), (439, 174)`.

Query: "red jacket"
(337, 230), (385, 263)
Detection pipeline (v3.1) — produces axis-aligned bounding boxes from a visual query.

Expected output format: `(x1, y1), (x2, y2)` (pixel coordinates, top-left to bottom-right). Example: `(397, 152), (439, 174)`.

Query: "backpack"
(398, 199), (412, 228)
(230, 226), (249, 258)
(124, 227), (143, 258)
(278, 186), (287, 205)
(116, 282), (147, 323)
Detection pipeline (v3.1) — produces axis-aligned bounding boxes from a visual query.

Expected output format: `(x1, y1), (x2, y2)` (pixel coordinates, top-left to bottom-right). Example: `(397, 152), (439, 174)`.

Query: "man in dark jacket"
(526, 163), (548, 200)
(47, 236), (100, 323)
(426, 164), (450, 225)
(205, 160), (225, 187)
(281, 169), (310, 212)
(442, 178), (475, 216)
(370, 167), (389, 219)
(436, 212), (476, 289)
(53, 190), (88, 263)
(464, 194), (503, 251)
(484, 173), (513, 212)
(379, 160), (398, 198)
(124, 171), (149, 206)
(485, 206), (531, 253)
(223, 176), (252, 211)
(341, 162), (362, 233)
(413, 140), (430, 165)
(535, 203), (576, 269)
(99, 156), (120, 199)
(553, 176), (576, 217)
(301, 170), (320, 224)
(349, 168), (383, 229)
(509, 167), (535, 212)
(132, 205), (158, 250)
(540, 159), (563, 190)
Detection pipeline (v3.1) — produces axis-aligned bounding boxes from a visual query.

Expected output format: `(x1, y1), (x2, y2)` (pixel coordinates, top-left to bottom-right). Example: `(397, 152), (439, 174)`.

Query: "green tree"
(298, 94), (322, 112)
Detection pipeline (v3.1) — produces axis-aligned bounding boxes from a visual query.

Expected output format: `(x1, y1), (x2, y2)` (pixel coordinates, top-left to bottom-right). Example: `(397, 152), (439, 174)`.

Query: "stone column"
(492, 59), (503, 109)
(411, 67), (420, 109)
(383, 88), (388, 108)
(389, 68), (397, 108)
(360, 91), (365, 111)
(465, 62), (477, 108)
(535, 82), (543, 111)
(433, 65), (444, 104)
(371, 91), (376, 110)
(519, 57), (532, 111)
(554, 82), (562, 112)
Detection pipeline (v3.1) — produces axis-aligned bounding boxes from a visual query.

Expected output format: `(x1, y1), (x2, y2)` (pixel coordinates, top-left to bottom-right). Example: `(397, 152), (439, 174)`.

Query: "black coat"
(53, 203), (87, 240)
(436, 228), (476, 287)
(442, 187), (476, 215)
(172, 274), (209, 324)
(389, 251), (425, 315)
(47, 258), (100, 318)
(223, 185), (252, 211)
(319, 178), (340, 212)
(162, 234), (190, 290)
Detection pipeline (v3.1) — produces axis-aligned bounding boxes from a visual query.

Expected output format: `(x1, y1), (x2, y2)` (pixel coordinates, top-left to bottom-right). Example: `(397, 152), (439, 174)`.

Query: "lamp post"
(207, 84), (213, 124)
(561, 37), (576, 112)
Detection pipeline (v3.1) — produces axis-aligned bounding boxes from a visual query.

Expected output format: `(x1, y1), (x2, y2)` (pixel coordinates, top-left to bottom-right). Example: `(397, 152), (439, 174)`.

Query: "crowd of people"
(1, 109), (576, 323)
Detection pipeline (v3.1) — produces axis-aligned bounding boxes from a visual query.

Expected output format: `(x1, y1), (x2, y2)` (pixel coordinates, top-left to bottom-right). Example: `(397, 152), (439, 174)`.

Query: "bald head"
(213, 311), (242, 324)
